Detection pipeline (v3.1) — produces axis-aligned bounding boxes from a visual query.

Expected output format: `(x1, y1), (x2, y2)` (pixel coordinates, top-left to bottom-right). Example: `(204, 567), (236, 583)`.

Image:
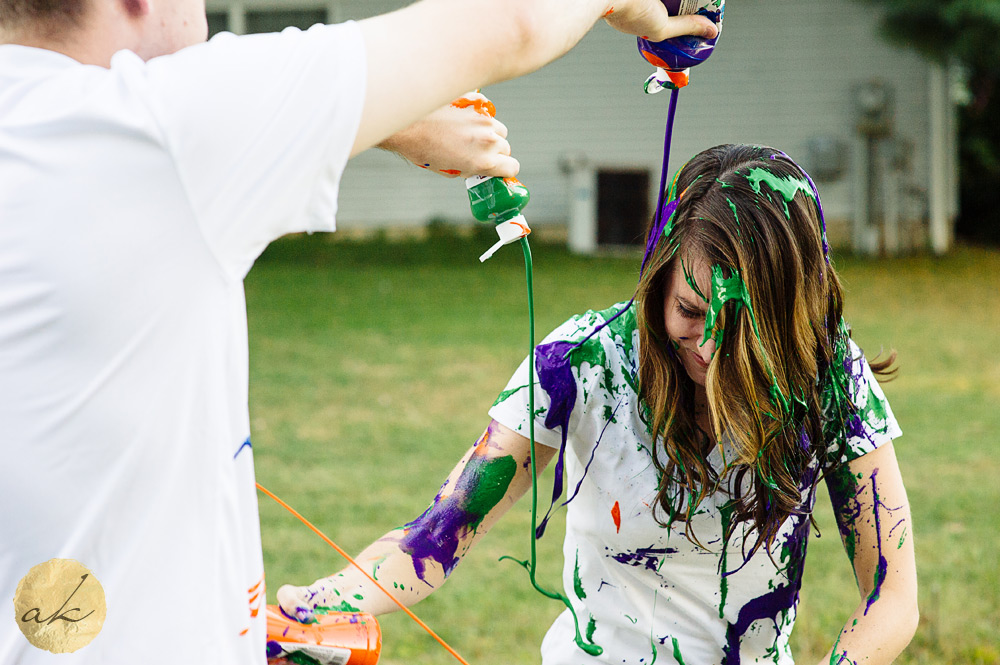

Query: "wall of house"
(206, 0), (956, 249)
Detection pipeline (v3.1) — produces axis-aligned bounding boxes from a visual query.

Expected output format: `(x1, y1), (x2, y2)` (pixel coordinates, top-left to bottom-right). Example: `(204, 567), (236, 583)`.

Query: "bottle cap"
(479, 214), (531, 262)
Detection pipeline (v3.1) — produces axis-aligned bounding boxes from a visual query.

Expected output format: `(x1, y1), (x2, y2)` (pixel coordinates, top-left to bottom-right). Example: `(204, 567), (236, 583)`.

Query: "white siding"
(208, 0), (944, 237)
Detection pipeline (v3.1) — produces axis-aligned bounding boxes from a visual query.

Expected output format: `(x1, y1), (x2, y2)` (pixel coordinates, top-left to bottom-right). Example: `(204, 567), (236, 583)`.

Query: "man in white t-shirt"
(0, 0), (715, 662)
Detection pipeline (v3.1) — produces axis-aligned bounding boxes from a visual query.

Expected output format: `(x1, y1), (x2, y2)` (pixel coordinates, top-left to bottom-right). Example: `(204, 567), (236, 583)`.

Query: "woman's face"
(663, 254), (717, 387)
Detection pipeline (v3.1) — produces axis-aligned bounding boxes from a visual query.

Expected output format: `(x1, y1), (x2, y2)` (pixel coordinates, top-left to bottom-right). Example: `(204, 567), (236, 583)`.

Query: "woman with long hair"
(278, 144), (918, 664)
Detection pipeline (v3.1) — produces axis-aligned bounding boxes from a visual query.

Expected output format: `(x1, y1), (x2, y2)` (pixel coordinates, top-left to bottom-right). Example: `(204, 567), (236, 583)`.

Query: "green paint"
(352, 593), (364, 601)
(602, 405), (616, 424)
(493, 383), (527, 406)
(371, 554), (388, 581)
(467, 176), (530, 224)
(866, 556), (887, 606)
(744, 167), (816, 219)
(672, 636), (687, 665)
(718, 500), (737, 618)
(649, 590), (660, 665)
(586, 615), (597, 642)
(573, 551), (587, 600)
(898, 526), (907, 549)
(727, 197), (742, 240)
(287, 652), (323, 665)
(825, 461), (860, 566)
(625, 615), (638, 624)
(861, 383), (890, 429)
(466, 455), (518, 529)
(315, 600), (360, 613)
(681, 256), (709, 304)
(702, 264), (761, 348)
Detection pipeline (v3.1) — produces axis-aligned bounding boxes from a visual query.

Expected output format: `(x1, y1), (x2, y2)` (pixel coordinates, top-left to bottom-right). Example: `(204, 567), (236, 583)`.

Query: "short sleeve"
(133, 23), (367, 278)
(488, 308), (627, 450)
(826, 339), (902, 467)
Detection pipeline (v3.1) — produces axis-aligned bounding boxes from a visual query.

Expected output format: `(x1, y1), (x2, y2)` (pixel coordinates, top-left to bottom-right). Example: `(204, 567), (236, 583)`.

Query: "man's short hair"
(0, 0), (87, 34)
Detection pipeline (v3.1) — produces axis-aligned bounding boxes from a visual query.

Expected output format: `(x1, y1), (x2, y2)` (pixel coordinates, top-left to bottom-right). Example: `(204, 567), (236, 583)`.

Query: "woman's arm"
(820, 441), (918, 664)
(276, 420), (554, 622)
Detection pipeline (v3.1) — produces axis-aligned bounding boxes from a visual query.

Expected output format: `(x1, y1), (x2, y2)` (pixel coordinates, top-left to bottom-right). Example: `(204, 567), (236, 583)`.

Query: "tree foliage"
(858, 0), (1000, 244)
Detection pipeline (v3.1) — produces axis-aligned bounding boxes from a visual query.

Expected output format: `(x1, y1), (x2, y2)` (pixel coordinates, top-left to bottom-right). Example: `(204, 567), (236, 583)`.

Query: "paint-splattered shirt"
(488, 303), (900, 665)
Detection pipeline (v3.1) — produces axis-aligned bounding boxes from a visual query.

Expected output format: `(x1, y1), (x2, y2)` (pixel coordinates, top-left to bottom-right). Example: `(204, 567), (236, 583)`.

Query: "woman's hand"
(820, 442), (919, 664)
(276, 421), (554, 622)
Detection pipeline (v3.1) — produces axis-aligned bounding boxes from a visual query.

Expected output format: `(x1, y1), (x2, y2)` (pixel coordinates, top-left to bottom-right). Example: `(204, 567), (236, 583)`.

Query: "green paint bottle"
(466, 175), (531, 261)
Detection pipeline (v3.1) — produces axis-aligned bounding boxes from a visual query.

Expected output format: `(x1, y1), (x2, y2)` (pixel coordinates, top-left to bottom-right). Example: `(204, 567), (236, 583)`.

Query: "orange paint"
(603, 6), (614, 17)
(667, 70), (690, 88)
(265, 604), (382, 665)
(239, 627), (249, 636)
(640, 50), (670, 69)
(451, 97), (496, 118)
(510, 221), (531, 237)
(611, 501), (621, 532)
(502, 177), (523, 186)
(473, 428), (491, 455)
(248, 573), (264, 625)
(439, 169), (462, 176)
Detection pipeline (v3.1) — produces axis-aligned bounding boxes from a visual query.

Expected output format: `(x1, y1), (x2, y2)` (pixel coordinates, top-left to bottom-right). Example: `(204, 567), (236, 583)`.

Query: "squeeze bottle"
(265, 604), (382, 665)
(466, 175), (532, 262)
(637, 0), (725, 83)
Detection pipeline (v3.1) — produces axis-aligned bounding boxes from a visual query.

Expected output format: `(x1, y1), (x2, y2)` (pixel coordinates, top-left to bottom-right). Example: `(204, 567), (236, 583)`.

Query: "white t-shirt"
(0, 24), (365, 664)
(489, 303), (900, 665)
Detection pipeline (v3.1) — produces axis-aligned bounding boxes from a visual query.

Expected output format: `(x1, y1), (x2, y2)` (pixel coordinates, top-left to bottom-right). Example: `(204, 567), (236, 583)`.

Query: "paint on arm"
(399, 426), (518, 581)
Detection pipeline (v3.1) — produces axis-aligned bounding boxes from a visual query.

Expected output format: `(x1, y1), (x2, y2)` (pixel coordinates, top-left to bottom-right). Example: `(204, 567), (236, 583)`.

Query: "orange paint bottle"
(265, 604), (382, 665)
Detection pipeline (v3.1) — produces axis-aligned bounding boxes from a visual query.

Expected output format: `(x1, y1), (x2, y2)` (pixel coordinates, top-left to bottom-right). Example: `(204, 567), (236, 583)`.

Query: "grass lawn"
(246, 230), (1000, 665)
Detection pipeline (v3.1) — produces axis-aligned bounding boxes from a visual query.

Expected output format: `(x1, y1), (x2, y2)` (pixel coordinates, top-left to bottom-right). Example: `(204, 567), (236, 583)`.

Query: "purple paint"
(233, 437), (252, 459)
(533, 340), (578, 538)
(266, 640), (283, 658)
(865, 468), (894, 615)
(610, 546), (678, 572)
(558, 400), (623, 510)
(399, 445), (516, 581)
(637, 1), (724, 71)
(721, 513), (810, 665)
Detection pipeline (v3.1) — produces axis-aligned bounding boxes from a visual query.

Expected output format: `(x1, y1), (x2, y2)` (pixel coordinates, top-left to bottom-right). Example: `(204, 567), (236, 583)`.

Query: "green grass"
(246, 231), (1000, 665)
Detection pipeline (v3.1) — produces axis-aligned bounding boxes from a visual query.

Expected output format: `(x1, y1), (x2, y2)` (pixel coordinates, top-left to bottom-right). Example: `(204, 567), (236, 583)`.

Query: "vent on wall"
(597, 169), (651, 247)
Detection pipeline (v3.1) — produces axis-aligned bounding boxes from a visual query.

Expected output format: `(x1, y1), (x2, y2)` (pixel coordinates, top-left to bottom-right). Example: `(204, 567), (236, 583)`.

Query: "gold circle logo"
(13, 559), (106, 653)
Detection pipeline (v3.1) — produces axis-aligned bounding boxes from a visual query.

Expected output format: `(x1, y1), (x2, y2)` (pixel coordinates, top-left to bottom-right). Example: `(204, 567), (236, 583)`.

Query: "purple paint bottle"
(637, 0), (725, 73)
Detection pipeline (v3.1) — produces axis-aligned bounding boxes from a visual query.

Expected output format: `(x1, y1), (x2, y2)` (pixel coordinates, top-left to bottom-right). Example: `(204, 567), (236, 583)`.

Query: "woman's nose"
(696, 335), (717, 362)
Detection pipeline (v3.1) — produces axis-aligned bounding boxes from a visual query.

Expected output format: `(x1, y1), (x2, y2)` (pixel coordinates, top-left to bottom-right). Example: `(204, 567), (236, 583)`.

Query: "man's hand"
(603, 0), (718, 42)
(378, 91), (519, 179)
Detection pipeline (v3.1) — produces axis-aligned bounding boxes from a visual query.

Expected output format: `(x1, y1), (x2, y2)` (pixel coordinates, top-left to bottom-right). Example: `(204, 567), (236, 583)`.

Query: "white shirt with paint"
(0, 25), (365, 664)
(489, 303), (900, 665)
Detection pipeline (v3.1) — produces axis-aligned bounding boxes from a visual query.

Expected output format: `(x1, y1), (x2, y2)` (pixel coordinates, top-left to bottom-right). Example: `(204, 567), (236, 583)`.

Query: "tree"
(858, 0), (1000, 244)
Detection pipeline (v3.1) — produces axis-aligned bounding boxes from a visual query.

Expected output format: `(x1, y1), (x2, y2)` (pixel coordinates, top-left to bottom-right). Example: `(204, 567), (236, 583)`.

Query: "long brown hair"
(636, 144), (894, 555)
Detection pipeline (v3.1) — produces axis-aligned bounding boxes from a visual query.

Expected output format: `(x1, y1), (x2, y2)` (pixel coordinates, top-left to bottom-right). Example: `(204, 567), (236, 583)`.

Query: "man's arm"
(820, 442), (918, 665)
(276, 421), (555, 621)
(352, 0), (717, 157)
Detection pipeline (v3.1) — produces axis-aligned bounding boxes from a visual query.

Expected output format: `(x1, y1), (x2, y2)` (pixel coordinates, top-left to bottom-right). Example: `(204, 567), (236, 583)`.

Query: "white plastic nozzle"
(479, 214), (531, 262)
